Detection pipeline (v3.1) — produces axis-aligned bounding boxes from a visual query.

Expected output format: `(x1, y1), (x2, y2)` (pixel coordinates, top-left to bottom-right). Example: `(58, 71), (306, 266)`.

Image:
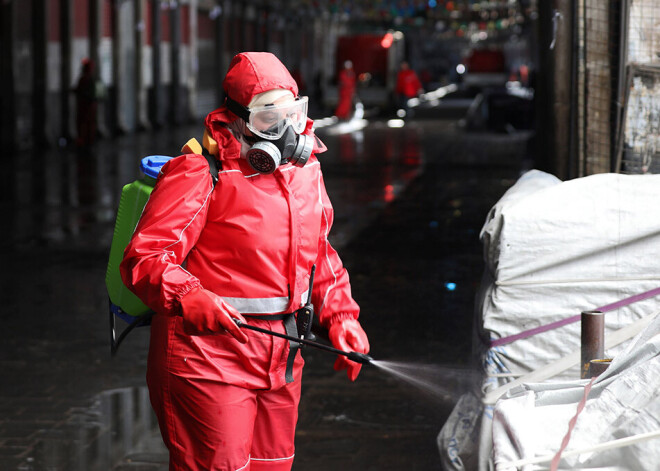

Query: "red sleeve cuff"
(326, 312), (358, 328)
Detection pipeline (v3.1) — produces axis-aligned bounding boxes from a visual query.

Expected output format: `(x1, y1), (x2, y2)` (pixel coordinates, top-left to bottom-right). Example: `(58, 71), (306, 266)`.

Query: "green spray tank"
(105, 155), (172, 353)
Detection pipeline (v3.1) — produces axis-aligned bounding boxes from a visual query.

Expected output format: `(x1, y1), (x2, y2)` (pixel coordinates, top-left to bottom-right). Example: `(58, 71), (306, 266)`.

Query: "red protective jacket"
(121, 150), (358, 326)
(120, 51), (359, 360)
(396, 68), (423, 98)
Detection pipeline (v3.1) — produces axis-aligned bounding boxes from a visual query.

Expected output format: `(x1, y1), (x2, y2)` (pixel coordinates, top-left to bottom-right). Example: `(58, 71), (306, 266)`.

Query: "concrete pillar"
(281, 6), (289, 63)
(214, 2), (226, 105)
(150, 0), (163, 127)
(256, 5), (265, 52)
(112, 0), (136, 133)
(89, 0), (108, 136)
(228, 0), (237, 56)
(187, 0), (198, 121)
(552, 0), (574, 179)
(535, 0), (561, 178)
(89, 0), (100, 67)
(134, 0), (149, 129)
(110, 0), (119, 133)
(239, 2), (248, 53)
(0, 1), (16, 152)
(60, 0), (73, 142)
(32, 0), (49, 147)
(583, 0), (613, 175)
(263, 5), (272, 53)
(169, 1), (181, 123)
(301, 12), (312, 93)
(110, 0), (122, 133)
(0, 1), (16, 208)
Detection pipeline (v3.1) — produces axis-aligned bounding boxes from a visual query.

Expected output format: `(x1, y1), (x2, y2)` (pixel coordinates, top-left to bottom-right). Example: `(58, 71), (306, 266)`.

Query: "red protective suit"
(121, 52), (367, 470)
(334, 66), (356, 119)
(395, 68), (423, 99)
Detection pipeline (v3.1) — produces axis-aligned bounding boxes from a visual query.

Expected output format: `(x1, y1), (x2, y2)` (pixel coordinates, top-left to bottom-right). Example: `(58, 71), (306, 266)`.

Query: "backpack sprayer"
(234, 266), (373, 365)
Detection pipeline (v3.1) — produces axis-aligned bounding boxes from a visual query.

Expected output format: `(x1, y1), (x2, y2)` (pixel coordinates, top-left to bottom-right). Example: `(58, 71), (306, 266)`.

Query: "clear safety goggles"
(245, 96), (308, 140)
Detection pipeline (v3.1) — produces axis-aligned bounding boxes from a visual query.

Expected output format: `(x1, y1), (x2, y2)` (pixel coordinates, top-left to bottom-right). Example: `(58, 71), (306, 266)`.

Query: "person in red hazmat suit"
(334, 60), (356, 120)
(395, 61), (424, 117)
(120, 51), (370, 471)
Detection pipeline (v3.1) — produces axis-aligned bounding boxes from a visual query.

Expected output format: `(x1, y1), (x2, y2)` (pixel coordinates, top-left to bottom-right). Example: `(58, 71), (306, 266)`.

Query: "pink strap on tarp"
(489, 286), (660, 348)
(550, 377), (596, 471)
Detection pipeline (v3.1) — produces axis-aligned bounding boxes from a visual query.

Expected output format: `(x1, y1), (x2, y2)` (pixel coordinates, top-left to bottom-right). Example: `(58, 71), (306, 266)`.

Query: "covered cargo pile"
(491, 312), (660, 469)
(438, 170), (660, 470)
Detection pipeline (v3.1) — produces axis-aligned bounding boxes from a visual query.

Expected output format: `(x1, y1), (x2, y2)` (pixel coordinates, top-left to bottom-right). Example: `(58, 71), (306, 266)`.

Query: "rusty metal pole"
(581, 310), (604, 378)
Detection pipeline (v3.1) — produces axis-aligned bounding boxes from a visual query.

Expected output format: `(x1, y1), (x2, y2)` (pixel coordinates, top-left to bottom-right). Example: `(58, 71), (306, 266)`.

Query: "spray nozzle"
(347, 351), (374, 364)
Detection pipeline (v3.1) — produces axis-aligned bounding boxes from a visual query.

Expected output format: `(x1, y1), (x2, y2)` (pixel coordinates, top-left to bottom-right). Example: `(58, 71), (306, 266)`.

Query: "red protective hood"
(204, 52), (326, 160)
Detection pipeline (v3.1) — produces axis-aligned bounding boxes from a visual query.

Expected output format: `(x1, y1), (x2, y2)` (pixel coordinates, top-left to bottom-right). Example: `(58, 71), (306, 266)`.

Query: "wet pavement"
(0, 111), (533, 470)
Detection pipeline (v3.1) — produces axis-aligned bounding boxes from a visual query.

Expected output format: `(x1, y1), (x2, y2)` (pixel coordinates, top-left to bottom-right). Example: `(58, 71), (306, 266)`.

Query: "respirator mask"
(226, 95), (314, 174)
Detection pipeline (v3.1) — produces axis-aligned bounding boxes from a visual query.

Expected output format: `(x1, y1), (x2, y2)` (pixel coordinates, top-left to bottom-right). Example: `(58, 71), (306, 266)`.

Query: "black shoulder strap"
(202, 152), (221, 188)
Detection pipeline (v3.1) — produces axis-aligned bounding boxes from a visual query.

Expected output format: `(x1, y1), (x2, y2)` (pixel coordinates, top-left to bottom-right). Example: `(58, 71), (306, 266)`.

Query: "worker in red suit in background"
(334, 60), (356, 120)
(395, 61), (424, 118)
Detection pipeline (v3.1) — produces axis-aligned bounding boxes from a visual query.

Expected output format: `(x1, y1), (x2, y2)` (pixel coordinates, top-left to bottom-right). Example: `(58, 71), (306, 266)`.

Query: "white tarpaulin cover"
(492, 311), (660, 470)
(438, 170), (660, 470)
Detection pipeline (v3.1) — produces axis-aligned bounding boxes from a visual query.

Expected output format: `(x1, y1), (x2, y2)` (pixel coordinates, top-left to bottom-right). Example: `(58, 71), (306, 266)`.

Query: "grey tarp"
(492, 311), (660, 470)
(438, 170), (660, 469)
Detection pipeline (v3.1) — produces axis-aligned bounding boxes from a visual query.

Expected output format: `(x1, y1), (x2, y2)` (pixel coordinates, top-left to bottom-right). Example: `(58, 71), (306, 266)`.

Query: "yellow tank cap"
(181, 138), (203, 155)
(203, 130), (219, 156)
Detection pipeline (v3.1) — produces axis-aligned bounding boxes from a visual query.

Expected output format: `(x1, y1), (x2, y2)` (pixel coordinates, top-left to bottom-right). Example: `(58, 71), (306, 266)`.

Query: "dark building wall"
(0, 0), (338, 151)
(2, 0), (578, 181)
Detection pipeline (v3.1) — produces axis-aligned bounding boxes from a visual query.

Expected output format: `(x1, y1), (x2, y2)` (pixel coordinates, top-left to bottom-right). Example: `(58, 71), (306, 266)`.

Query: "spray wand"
(234, 318), (373, 364)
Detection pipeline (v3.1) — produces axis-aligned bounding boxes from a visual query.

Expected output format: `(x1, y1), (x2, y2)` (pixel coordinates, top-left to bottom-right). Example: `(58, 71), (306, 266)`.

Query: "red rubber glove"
(179, 287), (249, 343)
(329, 318), (370, 381)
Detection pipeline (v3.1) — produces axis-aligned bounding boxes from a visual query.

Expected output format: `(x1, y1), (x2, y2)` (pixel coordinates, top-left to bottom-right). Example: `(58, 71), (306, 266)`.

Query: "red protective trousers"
(147, 314), (304, 470)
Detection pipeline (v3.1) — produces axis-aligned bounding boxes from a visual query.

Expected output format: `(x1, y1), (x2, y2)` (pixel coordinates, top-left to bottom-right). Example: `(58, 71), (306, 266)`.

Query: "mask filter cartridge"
(246, 127), (314, 175)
